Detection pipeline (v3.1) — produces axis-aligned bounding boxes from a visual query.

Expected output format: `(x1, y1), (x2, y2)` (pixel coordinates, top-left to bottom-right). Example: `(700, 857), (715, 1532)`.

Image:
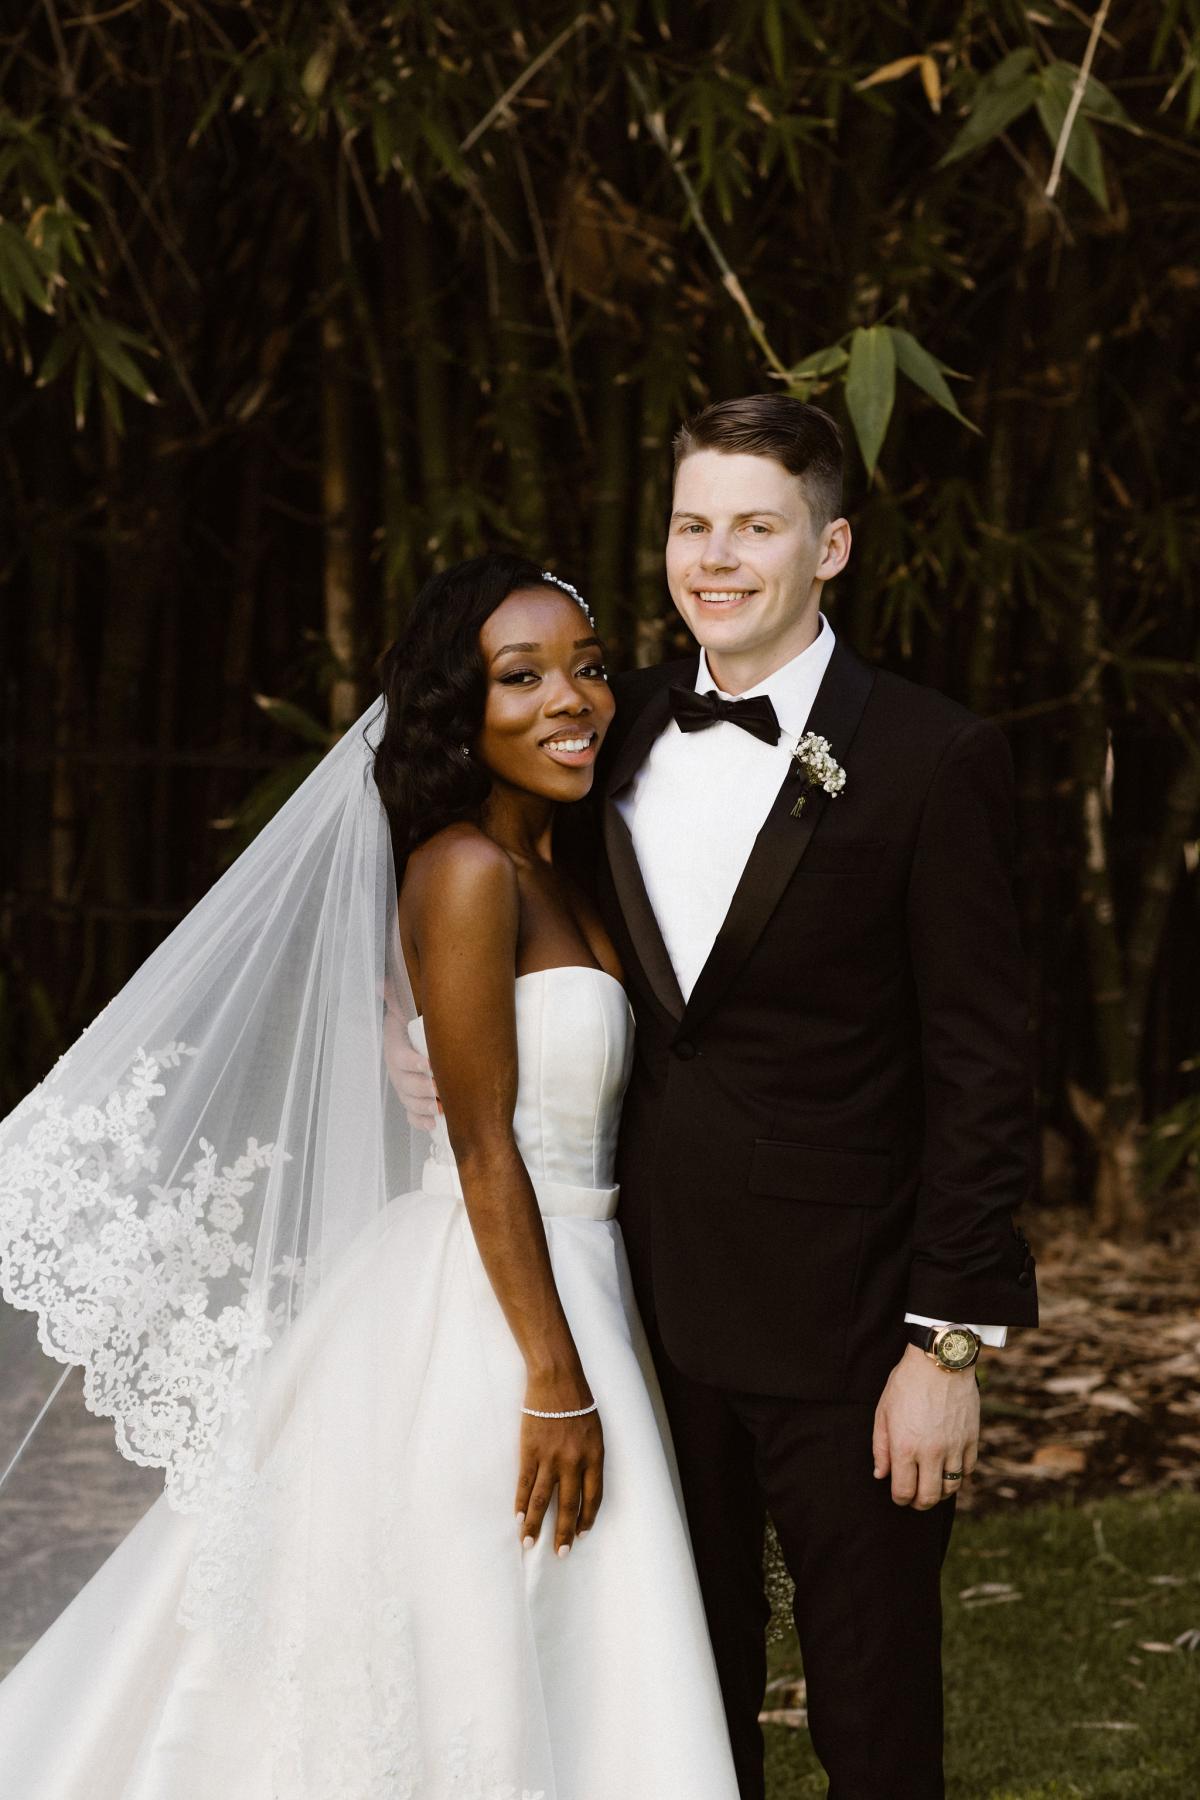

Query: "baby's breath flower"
(788, 731), (848, 817)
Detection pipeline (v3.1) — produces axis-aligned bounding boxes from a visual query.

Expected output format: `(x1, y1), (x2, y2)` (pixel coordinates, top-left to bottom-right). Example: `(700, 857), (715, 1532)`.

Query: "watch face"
(938, 1328), (976, 1368)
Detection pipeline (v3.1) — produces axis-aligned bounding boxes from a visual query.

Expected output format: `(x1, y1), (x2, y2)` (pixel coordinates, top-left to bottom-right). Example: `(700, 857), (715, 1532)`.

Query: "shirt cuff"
(904, 1312), (1008, 1349)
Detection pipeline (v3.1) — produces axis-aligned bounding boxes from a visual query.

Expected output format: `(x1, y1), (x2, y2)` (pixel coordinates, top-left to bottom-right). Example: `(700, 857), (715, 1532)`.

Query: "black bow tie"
(668, 685), (782, 747)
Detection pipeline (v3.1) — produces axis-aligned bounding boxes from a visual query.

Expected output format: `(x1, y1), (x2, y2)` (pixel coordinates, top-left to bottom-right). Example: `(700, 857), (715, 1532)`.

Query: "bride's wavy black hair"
(372, 552), (561, 873)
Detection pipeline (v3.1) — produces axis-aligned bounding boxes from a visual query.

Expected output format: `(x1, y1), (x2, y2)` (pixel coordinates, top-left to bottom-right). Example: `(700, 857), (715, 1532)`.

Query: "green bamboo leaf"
(419, 115), (469, 185)
(1150, 5), (1175, 68)
(763, 0), (786, 85)
(0, 221), (52, 315)
(188, 65), (237, 148)
(0, 245), (24, 322)
(1077, 70), (1136, 130)
(73, 112), (129, 151)
(370, 103), (395, 180)
(96, 365), (125, 438)
(35, 330), (74, 388)
(72, 345), (92, 429)
(787, 344), (849, 380)
(888, 327), (978, 431)
(844, 326), (895, 477)
(937, 50), (1037, 167)
(302, 41), (336, 101)
(1039, 59), (1136, 131)
(1036, 78), (1108, 209)
(252, 693), (335, 748)
(1141, 1087), (1200, 1195)
(694, 82), (716, 189)
(80, 316), (159, 403)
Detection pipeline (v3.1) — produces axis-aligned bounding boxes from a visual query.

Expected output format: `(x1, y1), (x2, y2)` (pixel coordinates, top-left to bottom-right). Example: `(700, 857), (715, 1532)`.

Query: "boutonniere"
(787, 732), (847, 818)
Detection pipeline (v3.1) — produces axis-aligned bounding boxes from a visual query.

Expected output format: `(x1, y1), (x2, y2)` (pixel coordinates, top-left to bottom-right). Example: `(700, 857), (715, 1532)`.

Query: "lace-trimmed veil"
(0, 696), (421, 1634)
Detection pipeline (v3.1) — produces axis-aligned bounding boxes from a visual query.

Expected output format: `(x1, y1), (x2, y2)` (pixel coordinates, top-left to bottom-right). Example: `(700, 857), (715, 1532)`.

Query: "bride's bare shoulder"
(403, 824), (518, 928)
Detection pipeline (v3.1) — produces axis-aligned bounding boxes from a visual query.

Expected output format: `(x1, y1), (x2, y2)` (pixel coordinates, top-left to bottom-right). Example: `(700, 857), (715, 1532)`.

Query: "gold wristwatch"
(904, 1322), (982, 1372)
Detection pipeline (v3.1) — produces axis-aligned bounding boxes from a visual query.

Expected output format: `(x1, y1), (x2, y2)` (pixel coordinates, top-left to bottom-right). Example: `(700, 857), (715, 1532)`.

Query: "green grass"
(765, 1493), (1200, 1798)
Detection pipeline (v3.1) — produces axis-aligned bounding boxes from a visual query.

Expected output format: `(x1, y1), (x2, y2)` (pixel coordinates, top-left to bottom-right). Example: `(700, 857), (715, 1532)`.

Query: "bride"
(0, 554), (741, 1799)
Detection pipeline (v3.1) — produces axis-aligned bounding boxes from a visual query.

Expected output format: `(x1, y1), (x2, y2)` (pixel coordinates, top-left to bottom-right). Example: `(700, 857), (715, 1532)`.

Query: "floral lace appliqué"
(0, 1040), (293, 1510)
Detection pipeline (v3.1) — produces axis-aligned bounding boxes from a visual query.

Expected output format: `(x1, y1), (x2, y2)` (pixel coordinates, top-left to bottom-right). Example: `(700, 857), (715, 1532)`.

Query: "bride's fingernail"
(576, 1528), (589, 1538)
(557, 1543), (571, 1558)
(516, 1511), (525, 1524)
(523, 1534), (535, 1550)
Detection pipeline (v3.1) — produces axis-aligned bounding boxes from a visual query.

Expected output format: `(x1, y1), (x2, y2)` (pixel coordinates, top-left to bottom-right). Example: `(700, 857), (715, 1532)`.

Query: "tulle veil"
(0, 694), (424, 1655)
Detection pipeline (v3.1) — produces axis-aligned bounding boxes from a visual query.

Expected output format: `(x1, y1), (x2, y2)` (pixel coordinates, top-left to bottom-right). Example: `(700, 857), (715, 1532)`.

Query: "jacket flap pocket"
(749, 1139), (892, 1207)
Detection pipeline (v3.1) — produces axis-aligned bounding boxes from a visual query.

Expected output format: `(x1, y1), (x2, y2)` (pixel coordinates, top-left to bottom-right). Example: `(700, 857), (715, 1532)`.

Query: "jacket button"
(1017, 1270), (1032, 1287)
(674, 1039), (698, 1061)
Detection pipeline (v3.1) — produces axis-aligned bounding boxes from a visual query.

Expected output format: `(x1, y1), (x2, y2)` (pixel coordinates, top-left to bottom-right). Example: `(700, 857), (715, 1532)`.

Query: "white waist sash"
(420, 1157), (619, 1221)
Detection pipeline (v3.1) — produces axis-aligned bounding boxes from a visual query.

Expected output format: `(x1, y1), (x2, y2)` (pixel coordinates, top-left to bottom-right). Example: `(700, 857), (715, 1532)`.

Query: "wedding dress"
(0, 964), (741, 1799)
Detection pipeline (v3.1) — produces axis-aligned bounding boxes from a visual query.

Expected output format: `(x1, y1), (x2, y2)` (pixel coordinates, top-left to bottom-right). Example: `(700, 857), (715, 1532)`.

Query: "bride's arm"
(410, 828), (603, 1556)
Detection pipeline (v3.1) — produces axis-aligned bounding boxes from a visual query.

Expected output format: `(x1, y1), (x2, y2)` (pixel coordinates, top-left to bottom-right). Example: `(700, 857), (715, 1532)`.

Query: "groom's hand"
(383, 1020), (441, 1132)
(871, 1345), (979, 1509)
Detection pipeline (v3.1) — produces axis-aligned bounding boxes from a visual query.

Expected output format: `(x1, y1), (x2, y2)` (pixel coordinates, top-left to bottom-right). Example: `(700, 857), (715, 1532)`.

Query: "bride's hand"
(514, 1385), (604, 1558)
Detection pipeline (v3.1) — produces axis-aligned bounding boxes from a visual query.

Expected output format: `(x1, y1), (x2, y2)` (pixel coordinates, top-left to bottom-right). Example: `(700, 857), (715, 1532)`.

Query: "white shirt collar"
(695, 611), (837, 738)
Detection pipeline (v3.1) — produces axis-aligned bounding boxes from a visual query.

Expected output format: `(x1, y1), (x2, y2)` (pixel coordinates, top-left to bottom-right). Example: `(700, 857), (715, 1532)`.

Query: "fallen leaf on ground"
(1031, 1444), (1088, 1475)
(1087, 1390), (1143, 1418)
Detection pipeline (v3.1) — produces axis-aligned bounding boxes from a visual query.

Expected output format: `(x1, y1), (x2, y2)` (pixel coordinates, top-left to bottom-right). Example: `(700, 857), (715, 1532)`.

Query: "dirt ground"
(961, 1209), (1200, 1514)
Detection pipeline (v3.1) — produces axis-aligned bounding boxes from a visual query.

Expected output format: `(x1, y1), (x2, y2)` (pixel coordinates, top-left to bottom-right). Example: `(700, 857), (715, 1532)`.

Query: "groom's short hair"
(672, 395), (844, 531)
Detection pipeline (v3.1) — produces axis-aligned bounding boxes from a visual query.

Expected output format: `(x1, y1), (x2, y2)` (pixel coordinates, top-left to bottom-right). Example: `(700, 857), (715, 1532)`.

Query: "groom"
(574, 394), (1038, 1798)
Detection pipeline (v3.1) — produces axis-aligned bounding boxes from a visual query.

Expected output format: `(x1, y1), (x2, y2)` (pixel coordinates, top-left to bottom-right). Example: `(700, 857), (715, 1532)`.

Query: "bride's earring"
(460, 744), (471, 760)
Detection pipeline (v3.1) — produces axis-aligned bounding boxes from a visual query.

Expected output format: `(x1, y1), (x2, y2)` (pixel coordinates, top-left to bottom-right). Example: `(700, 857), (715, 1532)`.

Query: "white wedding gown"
(0, 966), (740, 1799)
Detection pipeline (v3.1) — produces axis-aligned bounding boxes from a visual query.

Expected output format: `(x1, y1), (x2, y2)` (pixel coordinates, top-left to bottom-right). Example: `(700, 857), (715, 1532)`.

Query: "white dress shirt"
(614, 614), (1006, 1349)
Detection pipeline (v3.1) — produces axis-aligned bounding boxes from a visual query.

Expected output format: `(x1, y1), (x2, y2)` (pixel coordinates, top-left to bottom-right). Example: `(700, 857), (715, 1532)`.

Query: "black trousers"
(646, 1317), (957, 1800)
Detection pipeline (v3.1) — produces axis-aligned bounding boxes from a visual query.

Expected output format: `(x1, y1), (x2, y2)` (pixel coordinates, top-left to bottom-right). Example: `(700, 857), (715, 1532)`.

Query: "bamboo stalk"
(401, 192), (455, 564)
(625, 65), (790, 380)
(587, 334), (632, 646)
(317, 159), (367, 732)
(1050, 255), (1144, 1235)
(1045, 0), (1114, 201)
(490, 153), (549, 548)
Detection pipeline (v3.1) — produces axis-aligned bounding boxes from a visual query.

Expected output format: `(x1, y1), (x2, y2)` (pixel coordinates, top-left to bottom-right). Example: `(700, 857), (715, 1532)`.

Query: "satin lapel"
(602, 674), (687, 1024)
(680, 638), (876, 1035)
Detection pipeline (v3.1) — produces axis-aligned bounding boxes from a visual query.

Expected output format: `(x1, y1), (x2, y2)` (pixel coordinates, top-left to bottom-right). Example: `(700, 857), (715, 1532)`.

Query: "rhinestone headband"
(540, 569), (596, 630)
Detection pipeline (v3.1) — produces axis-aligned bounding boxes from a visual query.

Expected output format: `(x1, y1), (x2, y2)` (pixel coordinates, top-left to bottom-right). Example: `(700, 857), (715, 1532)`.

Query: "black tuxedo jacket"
(562, 632), (1038, 1401)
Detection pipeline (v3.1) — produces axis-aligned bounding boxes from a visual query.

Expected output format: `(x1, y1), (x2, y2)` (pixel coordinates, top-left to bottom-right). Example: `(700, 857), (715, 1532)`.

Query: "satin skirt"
(0, 1181), (740, 1799)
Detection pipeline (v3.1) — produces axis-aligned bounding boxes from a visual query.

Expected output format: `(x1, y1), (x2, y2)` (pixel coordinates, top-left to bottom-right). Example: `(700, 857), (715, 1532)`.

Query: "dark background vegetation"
(1, 0), (1198, 1245)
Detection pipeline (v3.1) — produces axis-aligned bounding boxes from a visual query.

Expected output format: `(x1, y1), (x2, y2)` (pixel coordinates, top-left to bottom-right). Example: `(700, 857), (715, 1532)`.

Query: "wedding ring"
(942, 1469), (963, 1482)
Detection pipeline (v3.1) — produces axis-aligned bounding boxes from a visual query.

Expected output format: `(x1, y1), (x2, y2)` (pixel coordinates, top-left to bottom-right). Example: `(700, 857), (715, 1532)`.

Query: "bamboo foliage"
(0, 0), (1198, 1232)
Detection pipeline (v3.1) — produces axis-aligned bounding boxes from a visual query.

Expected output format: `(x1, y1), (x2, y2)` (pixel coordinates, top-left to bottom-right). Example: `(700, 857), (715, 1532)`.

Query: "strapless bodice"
(408, 966), (634, 1219)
